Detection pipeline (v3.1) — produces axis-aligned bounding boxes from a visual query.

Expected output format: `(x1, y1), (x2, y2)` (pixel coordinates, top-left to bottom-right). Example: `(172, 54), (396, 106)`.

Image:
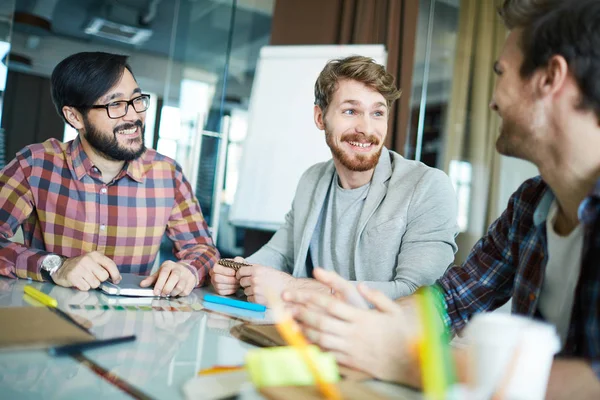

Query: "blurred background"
(0, 0), (538, 265)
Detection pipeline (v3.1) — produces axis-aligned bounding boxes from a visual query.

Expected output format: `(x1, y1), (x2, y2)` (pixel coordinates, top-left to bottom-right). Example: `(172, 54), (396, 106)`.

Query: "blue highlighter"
(203, 294), (267, 312)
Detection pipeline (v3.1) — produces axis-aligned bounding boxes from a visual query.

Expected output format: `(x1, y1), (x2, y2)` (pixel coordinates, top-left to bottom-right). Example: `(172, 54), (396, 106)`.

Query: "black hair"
(500, 0), (600, 120)
(50, 52), (134, 125)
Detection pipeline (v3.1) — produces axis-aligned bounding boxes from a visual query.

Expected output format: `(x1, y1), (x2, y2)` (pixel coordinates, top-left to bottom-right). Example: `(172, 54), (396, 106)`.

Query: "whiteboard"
(229, 45), (387, 231)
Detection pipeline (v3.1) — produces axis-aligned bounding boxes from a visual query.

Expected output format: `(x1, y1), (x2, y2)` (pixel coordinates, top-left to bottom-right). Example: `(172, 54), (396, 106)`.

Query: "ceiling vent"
(84, 17), (152, 45)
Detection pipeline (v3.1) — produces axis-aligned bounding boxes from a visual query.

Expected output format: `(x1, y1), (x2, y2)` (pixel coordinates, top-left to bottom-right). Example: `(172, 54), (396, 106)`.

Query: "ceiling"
(9, 0), (274, 104)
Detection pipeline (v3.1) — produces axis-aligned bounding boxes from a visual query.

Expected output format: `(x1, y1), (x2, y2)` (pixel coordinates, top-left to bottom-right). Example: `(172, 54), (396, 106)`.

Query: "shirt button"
(529, 293), (536, 301)
(100, 187), (107, 194)
(100, 225), (106, 231)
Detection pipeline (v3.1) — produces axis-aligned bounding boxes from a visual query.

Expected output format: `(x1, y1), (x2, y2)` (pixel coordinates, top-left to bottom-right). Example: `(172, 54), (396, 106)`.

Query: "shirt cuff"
(431, 283), (452, 334)
(179, 262), (200, 287)
(18, 251), (51, 282)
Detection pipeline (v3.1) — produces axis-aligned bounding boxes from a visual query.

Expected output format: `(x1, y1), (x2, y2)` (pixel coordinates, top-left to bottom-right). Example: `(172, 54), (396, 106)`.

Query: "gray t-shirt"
(308, 173), (370, 279)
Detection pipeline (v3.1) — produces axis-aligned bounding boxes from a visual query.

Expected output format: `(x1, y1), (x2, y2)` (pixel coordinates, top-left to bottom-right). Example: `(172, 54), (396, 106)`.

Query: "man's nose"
(123, 103), (140, 120)
(356, 114), (374, 134)
(489, 98), (498, 111)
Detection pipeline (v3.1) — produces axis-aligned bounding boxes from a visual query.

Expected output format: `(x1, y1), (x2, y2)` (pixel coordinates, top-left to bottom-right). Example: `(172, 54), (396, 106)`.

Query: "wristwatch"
(41, 254), (66, 280)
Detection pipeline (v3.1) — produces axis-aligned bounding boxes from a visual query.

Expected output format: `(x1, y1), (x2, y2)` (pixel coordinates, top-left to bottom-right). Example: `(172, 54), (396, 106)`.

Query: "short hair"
(499, 0), (600, 120)
(314, 55), (401, 115)
(50, 52), (134, 124)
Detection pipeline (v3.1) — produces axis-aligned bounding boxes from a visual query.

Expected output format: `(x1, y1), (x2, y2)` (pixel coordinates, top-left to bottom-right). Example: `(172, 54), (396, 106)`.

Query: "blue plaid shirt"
(436, 176), (600, 378)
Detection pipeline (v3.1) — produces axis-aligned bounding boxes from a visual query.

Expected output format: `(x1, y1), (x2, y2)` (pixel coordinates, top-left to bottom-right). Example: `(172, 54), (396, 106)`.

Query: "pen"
(266, 291), (341, 400)
(48, 334), (136, 356)
(24, 285), (58, 308)
(203, 294), (267, 312)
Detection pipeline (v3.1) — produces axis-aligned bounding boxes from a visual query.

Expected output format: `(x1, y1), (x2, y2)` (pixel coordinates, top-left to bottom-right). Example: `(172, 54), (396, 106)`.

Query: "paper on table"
(0, 307), (95, 351)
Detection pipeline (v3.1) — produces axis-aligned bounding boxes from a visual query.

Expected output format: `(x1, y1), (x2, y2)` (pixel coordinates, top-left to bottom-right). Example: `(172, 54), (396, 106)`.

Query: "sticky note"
(245, 346), (340, 388)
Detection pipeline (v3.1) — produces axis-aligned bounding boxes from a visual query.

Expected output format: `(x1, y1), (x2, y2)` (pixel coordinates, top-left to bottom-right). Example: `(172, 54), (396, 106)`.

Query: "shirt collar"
(124, 156), (145, 183)
(67, 135), (145, 183)
(371, 146), (392, 185)
(533, 189), (555, 227)
(68, 136), (95, 181)
(534, 177), (600, 227)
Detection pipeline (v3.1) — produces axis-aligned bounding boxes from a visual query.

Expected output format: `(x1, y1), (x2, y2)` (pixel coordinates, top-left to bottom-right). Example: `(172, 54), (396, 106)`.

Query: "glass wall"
(408, 0), (538, 267)
(0, 0), (14, 168)
(405, 0), (460, 168)
(0, 0), (275, 258)
(406, 0), (468, 232)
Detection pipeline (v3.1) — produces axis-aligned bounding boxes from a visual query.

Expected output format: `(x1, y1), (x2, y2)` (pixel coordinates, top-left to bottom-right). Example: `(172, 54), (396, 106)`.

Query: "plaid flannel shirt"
(0, 137), (219, 285)
(437, 176), (600, 378)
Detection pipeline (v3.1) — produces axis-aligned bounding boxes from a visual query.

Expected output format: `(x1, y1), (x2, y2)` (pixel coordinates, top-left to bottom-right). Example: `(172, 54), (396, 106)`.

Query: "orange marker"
(198, 365), (244, 375)
(266, 291), (341, 400)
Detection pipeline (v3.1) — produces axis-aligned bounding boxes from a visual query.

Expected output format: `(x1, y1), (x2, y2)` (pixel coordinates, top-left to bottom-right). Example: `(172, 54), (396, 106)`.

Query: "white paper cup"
(466, 313), (560, 400)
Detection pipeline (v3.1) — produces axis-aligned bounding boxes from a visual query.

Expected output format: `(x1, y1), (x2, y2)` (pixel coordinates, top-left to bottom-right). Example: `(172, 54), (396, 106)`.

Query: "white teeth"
(118, 127), (137, 135)
(348, 141), (371, 148)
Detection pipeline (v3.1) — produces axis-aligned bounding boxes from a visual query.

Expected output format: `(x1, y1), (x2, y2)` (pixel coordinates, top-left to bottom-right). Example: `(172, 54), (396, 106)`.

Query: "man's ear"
(314, 105), (325, 130)
(538, 55), (569, 97)
(62, 106), (85, 130)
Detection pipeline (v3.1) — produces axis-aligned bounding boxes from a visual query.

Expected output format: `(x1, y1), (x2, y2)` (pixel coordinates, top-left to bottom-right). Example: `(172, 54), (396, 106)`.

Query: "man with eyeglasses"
(0, 52), (219, 297)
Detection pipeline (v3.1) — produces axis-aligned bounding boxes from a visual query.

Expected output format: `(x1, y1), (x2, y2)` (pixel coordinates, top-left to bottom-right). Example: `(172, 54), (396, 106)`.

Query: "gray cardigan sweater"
(247, 147), (458, 299)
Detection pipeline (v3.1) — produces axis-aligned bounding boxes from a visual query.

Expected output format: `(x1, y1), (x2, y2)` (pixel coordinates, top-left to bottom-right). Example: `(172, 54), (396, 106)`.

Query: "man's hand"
(286, 282), (418, 383)
(236, 264), (295, 305)
(140, 261), (197, 297)
(52, 251), (121, 291)
(291, 267), (369, 308)
(209, 257), (244, 295)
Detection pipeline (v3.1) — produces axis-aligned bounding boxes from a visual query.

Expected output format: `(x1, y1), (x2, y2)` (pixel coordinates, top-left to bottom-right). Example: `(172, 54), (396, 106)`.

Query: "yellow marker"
(24, 286), (58, 308)
(266, 291), (341, 400)
(22, 293), (45, 307)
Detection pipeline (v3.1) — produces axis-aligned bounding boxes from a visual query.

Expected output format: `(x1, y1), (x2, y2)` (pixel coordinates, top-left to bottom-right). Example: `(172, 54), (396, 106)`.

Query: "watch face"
(43, 255), (62, 271)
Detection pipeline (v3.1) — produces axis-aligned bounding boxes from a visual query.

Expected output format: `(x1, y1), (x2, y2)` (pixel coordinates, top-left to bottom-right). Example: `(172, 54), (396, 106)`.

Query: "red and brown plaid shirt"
(0, 137), (219, 285)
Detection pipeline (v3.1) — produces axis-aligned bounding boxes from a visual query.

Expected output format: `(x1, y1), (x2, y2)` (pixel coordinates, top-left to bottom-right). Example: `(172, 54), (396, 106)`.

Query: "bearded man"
(210, 56), (458, 304)
(0, 52), (218, 297)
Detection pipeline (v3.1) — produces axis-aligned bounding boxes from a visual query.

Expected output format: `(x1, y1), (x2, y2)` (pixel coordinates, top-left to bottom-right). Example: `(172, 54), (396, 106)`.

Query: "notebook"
(0, 307), (95, 351)
(99, 273), (158, 297)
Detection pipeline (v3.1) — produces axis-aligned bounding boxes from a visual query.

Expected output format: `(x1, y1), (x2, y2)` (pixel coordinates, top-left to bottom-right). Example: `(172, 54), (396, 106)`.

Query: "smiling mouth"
(346, 140), (374, 149)
(116, 127), (138, 136)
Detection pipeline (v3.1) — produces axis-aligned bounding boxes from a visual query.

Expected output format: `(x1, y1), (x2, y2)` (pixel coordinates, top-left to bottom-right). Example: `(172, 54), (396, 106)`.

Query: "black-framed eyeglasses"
(79, 94), (151, 119)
